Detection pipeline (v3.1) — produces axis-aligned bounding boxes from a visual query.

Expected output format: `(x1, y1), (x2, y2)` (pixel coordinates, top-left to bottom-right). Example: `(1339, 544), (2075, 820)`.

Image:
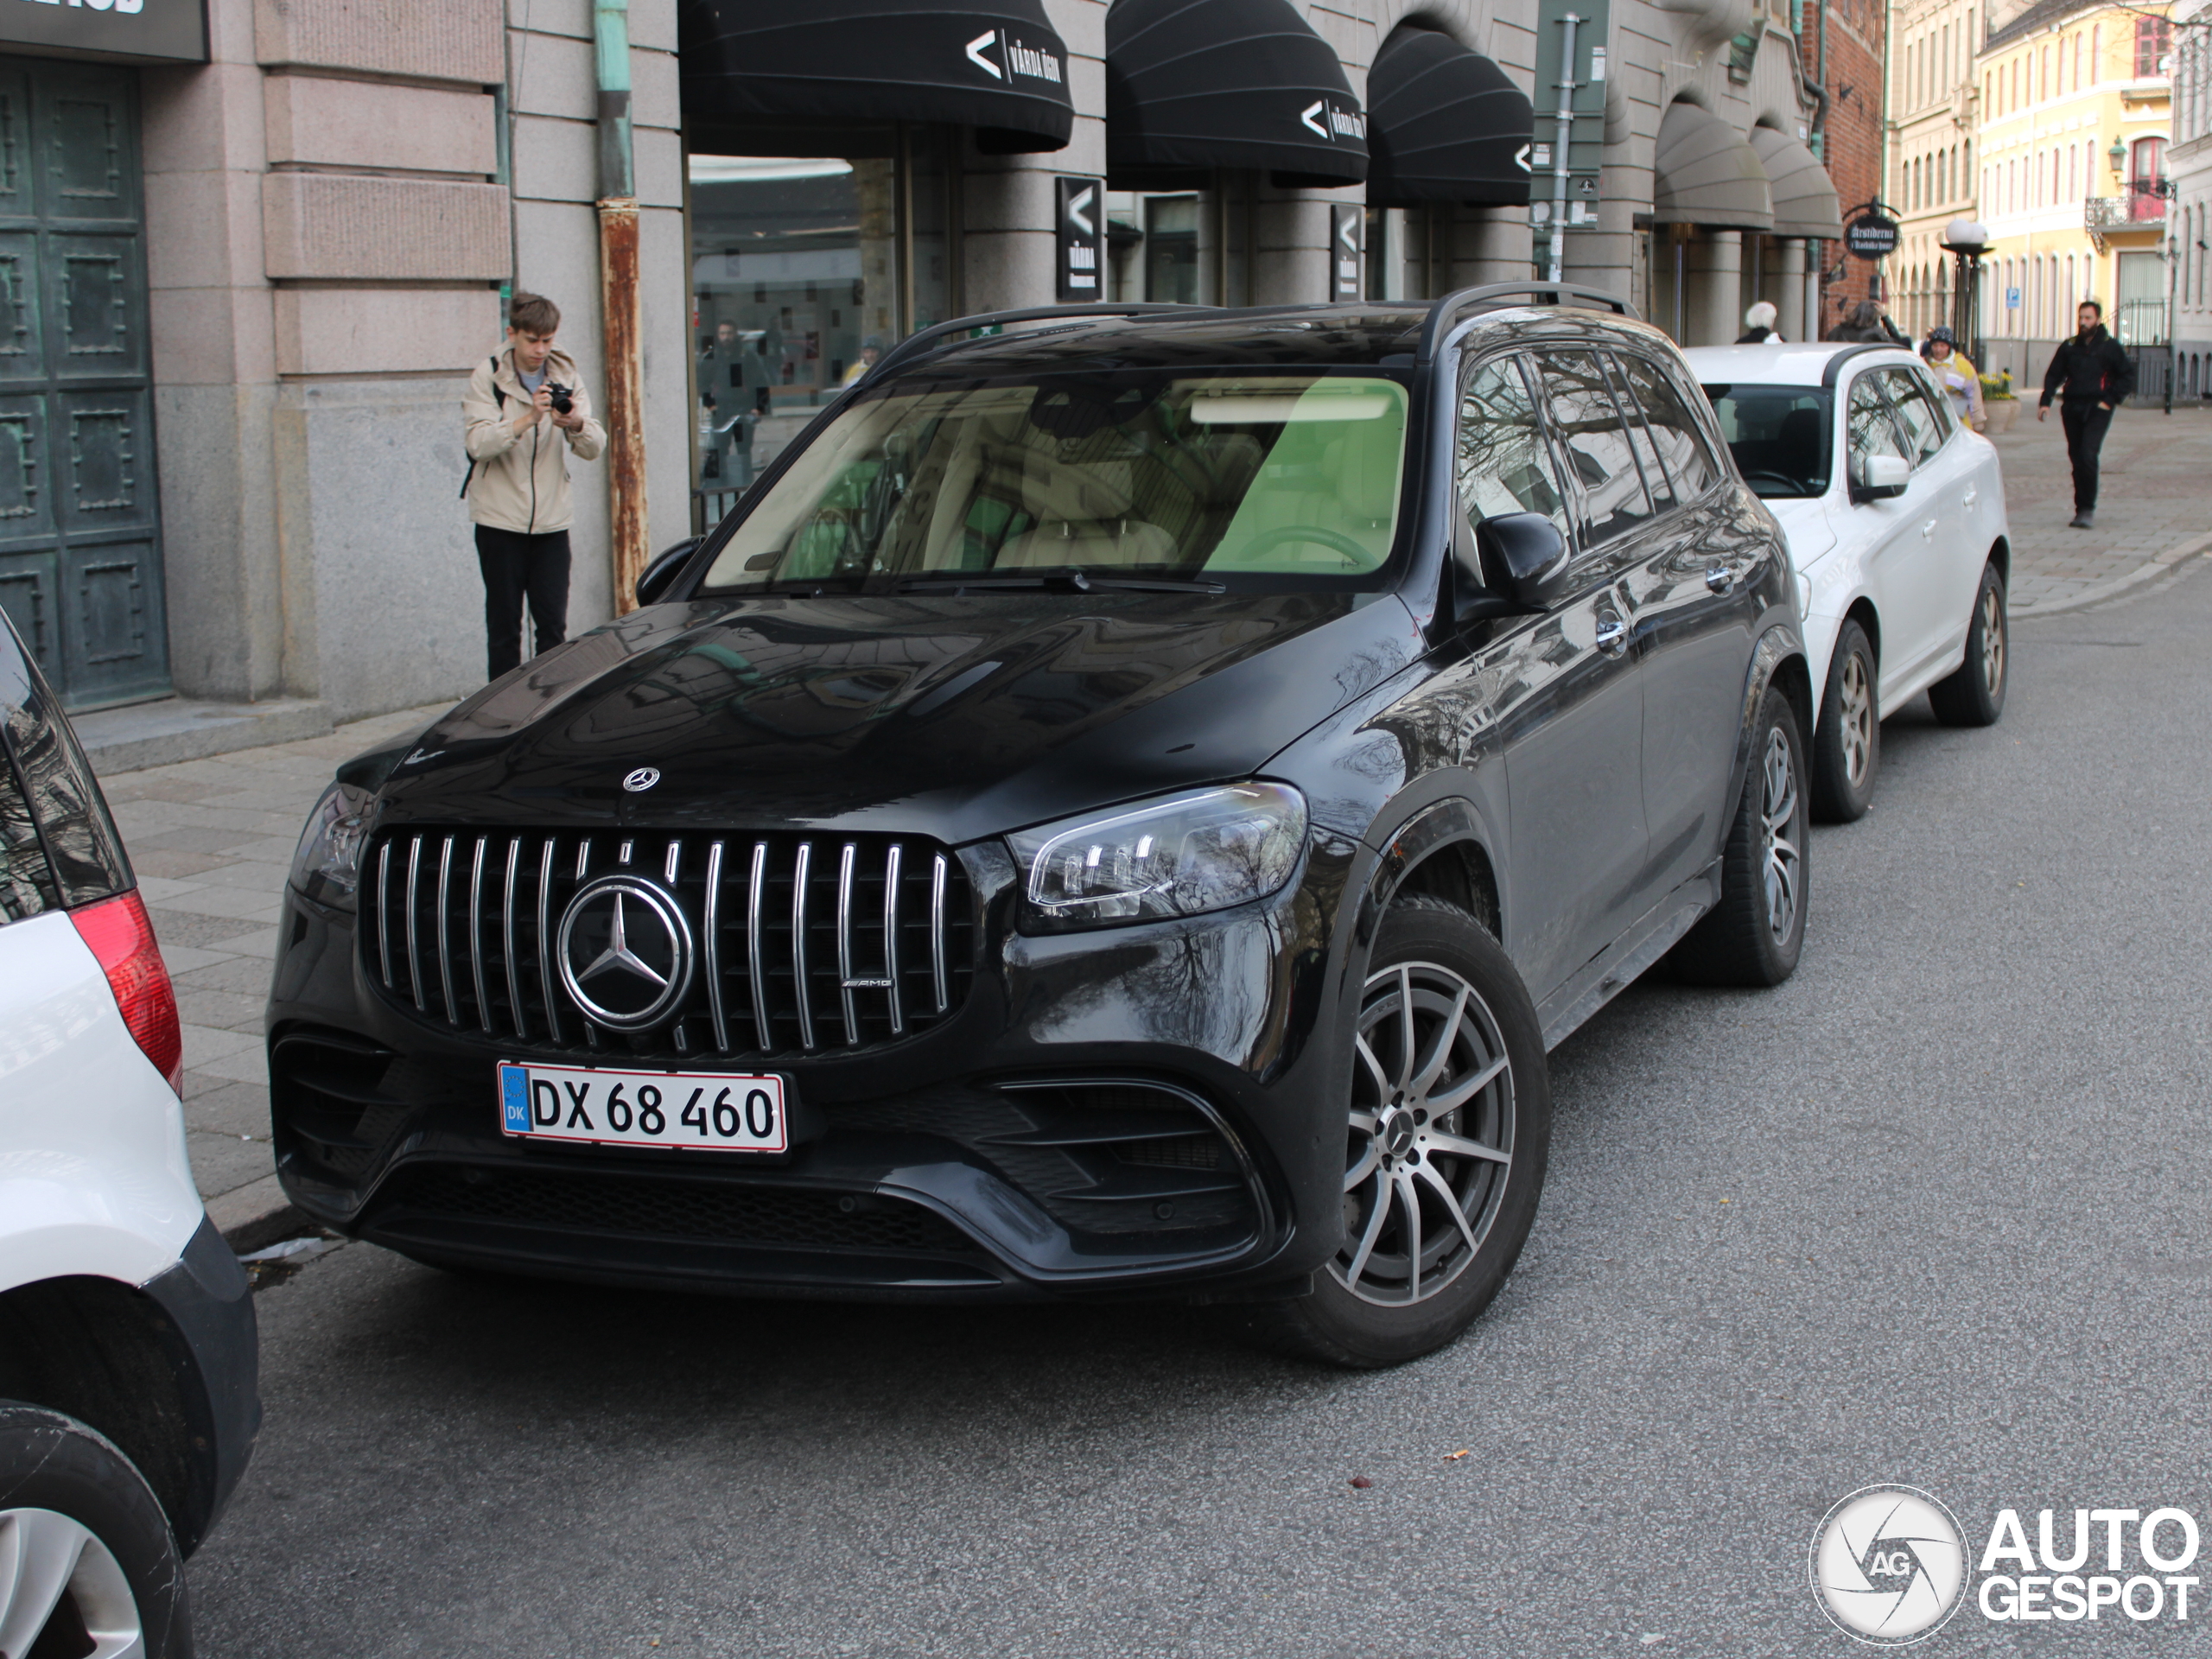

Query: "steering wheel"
(1231, 524), (1372, 565)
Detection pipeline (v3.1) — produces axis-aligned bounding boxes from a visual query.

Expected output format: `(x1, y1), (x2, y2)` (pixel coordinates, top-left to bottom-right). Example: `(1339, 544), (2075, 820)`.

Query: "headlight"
(289, 781), (372, 907)
(1007, 783), (1307, 931)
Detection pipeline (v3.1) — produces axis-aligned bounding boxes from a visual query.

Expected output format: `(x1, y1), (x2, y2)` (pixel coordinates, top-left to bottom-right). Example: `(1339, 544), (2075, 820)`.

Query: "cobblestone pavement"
(98, 704), (447, 1234)
(95, 402), (2212, 1232)
(1987, 402), (2212, 615)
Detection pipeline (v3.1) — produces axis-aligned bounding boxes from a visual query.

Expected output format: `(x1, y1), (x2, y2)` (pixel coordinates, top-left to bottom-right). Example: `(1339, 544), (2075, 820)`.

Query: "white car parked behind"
(0, 613), (258, 1658)
(1685, 343), (2012, 820)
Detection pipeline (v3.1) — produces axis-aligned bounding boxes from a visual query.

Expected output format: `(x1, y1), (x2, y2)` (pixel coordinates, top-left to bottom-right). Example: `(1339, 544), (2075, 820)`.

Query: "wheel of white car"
(1927, 563), (2007, 728)
(1811, 619), (1879, 823)
(0, 1403), (190, 1659)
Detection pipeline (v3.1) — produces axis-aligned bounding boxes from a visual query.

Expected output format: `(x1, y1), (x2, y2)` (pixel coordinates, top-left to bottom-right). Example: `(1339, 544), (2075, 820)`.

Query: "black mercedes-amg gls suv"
(270, 287), (1809, 1365)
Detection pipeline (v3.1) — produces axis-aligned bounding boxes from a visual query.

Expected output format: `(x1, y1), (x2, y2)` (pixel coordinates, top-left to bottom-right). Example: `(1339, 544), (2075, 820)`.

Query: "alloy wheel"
(1838, 650), (1873, 787)
(1760, 726), (1802, 943)
(1334, 962), (1516, 1306)
(0, 1508), (143, 1659)
(1980, 584), (2006, 698)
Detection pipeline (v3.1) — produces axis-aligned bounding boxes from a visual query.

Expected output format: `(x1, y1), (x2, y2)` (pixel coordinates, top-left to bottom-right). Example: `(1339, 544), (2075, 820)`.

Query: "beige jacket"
(462, 346), (607, 534)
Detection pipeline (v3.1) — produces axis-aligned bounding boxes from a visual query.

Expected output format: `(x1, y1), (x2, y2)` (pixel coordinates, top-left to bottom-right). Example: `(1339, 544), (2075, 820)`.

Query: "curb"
(204, 1174), (308, 1255)
(2012, 531), (2212, 620)
(77, 697), (334, 776)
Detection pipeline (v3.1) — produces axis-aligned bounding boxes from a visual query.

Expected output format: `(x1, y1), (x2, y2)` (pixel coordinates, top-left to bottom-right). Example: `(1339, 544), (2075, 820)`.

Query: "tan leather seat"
(995, 455), (1177, 568)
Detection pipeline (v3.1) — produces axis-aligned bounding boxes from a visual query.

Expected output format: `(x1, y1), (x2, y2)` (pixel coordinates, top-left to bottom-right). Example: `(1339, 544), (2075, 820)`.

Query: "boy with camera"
(461, 292), (607, 679)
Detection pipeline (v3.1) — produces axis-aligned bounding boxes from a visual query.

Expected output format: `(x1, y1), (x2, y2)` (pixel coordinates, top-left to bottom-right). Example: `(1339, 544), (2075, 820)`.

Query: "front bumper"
(267, 835), (1363, 1301)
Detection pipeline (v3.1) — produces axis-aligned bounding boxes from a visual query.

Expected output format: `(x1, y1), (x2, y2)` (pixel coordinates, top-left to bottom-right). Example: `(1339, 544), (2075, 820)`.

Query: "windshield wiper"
(892, 571), (1225, 594)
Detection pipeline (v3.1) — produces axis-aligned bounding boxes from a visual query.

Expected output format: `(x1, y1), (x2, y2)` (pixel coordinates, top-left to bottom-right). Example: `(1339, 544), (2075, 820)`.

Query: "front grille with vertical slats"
(359, 827), (975, 1060)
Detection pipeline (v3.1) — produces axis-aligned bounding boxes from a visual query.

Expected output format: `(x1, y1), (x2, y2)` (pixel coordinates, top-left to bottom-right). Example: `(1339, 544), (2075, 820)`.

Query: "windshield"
(701, 371), (1412, 590)
(1702, 383), (1833, 499)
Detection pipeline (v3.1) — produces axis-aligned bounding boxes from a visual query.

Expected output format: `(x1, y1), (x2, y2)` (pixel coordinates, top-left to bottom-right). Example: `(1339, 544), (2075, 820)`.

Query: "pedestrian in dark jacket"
(1825, 299), (1908, 345)
(2037, 300), (2133, 528)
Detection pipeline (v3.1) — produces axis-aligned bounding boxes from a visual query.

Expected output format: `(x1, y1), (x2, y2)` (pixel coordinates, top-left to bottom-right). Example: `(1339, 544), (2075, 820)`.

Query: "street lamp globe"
(1941, 218), (1989, 255)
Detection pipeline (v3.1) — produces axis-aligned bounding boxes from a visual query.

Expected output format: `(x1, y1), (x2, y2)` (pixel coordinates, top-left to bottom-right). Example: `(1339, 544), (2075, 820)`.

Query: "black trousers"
(474, 525), (570, 680)
(2059, 399), (2114, 512)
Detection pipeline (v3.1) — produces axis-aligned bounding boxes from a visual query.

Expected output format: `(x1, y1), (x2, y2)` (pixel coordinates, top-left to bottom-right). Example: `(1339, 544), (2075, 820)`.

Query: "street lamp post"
(1941, 217), (1991, 366)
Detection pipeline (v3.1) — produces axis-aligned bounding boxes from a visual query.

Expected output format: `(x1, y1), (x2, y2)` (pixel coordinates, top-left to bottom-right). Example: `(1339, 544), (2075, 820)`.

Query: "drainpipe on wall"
(595, 0), (650, 613)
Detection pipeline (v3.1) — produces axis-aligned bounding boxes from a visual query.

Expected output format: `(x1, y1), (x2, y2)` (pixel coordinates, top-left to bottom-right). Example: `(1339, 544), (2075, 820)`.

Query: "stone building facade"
(4, 0), (1847, 733)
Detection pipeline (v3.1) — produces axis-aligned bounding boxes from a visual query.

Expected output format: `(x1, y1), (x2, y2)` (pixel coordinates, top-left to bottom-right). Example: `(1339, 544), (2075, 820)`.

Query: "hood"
(376, 589), (1424, 844)
(1762, 494), (1838, 569)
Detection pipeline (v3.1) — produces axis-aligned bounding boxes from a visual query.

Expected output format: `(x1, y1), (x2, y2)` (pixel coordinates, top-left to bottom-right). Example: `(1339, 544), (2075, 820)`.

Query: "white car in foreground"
(0, 614), (257, 1657)
(1685, 343), (2012, 820)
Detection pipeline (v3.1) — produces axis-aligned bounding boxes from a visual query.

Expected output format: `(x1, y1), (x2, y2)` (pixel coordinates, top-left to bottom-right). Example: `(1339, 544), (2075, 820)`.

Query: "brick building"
(1793, 0), (1890, 332)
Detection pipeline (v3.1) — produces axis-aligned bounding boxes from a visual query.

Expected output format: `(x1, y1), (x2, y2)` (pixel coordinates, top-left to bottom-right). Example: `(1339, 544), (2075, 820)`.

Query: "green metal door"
(0, 57), (168, 709)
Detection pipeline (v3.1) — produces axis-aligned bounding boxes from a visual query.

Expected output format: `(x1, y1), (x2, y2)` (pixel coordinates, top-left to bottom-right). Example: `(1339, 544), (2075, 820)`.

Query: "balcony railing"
(2087, 181), (2172, 229)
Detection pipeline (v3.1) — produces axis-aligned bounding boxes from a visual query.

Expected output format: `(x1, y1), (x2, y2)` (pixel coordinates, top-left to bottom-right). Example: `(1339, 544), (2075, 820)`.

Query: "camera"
(545, 382), (574, 415)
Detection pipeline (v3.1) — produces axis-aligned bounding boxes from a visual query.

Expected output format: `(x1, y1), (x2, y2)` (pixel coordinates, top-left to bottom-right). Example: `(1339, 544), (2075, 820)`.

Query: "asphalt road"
(189, 560), (2212, 1657)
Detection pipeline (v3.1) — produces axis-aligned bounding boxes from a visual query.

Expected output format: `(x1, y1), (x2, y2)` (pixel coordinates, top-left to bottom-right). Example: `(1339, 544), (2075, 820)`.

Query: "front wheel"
(0, 1404), (190, 1659)
(1666, 686), (1809, 987)
(1240, 895), (1550, 1369)
(1927, 563), (2008, 727)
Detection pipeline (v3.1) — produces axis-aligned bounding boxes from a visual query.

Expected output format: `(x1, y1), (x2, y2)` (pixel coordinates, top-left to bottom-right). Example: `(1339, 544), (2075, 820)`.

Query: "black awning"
(679, 1), (1073, 156)
(1364, 28), (1533, 208)
(1106, 0), (1368, 189)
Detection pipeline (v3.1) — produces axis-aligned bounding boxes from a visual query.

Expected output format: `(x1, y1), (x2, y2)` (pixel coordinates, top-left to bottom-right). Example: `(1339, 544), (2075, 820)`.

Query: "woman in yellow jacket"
(1919, 327), (1986, 433)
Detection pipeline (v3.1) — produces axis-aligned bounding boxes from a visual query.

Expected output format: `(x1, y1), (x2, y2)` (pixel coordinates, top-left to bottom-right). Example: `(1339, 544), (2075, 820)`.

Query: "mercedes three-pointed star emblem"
(555, 874), (695, 1030)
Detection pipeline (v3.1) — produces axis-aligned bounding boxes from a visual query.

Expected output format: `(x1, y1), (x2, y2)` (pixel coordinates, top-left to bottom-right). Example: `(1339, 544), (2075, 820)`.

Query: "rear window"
(0, 620), (130, 910)
(1703, 383), (1834, 499)
(702, 371), (1413, 592)
(0, 748), (55, 924)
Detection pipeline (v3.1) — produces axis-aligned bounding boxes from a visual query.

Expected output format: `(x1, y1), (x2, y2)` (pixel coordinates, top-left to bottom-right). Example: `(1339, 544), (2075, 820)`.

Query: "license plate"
(498, 1061), (789, 1154)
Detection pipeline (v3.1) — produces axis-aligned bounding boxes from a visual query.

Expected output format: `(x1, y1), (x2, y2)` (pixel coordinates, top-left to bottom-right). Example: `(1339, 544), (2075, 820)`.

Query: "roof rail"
(1819, 341), (1911, 386)
(1417, 283), (1640, 363)
(865, 303), (1214, 384)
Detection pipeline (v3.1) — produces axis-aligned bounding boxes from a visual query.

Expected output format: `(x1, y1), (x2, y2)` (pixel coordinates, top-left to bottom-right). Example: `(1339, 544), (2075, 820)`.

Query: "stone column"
(1771, 237), (1807, 340)
(1450, 205), (1535, 289)
(963, 0), (1106, 313)
(1683, 230), (1742, 346)
(1251, 187), (1338, 306)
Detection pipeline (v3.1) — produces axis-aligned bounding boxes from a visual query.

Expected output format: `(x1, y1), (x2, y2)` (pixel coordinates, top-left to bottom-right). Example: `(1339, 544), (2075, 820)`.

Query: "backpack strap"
(460, 354), (505, 499)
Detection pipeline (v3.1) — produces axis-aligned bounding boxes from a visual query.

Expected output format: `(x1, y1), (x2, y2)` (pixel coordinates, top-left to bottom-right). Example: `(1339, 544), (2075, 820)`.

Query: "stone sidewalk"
(99, 703), (448, 1245)
(97, 403), (2212, 1242)
(1986, 402), (2212, 615)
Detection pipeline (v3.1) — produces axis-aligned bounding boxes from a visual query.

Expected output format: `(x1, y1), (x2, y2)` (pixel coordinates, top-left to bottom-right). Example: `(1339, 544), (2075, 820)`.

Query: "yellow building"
(1888, 0), (1987, 342)
(1969, 0), (2172, 385)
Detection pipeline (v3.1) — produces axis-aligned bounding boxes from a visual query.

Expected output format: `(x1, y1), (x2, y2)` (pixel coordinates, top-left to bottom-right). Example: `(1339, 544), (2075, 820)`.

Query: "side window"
(1456, 354), (1571, 541)
(1878, 367), (1948, 462)
(1615, 353), (1721, 499)
(1846, 374), (1913, 484)
(1600, 353), (1675, 512)
(1533, 349), (1651, 546)
(0, 747), (57, 925)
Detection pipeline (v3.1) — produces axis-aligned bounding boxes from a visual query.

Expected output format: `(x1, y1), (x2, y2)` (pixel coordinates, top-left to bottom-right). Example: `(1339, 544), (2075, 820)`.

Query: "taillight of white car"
(68, 890), (184, 1096)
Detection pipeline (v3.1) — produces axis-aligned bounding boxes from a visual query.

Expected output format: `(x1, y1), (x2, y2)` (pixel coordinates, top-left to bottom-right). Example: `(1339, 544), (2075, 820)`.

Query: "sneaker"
(2069, 511), (2094, 528)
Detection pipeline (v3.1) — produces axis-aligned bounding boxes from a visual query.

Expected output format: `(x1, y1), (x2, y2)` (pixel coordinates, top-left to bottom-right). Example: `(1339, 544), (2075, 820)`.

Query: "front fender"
(1726, 622), (1811, 813)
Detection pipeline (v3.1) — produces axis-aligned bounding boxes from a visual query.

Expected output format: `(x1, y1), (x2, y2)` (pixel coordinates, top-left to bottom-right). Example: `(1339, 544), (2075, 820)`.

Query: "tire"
(1665, 687), (1809, 988)
(1810, 620), (1879, 823)
(1238, 894), (1551, 1370)
(0, 1403), (191, 1659)
(1927, 563), (2008, 727)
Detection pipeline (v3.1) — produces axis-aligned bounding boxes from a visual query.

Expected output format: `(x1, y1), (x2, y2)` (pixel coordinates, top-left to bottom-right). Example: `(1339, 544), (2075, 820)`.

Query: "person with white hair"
(1736, 301), (1784, 344)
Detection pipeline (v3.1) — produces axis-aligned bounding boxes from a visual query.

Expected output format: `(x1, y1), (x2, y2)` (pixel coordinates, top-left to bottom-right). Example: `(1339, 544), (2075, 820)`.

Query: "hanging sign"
(1844, 213), (1901, 258)
(1055, 177), (1103, 302)
(1330, 205), (1363, 301)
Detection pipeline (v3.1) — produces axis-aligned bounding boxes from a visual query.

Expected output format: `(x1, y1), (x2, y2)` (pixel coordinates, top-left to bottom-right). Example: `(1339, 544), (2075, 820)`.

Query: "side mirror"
(1852, 454), (1910, 502)
(634, 538), (700, 607)
(1475, 512), (1573, 612)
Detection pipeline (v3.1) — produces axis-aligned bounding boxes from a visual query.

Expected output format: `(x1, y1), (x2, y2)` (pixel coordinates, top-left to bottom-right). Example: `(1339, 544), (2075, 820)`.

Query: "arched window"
(2092, 25), (2101, 84)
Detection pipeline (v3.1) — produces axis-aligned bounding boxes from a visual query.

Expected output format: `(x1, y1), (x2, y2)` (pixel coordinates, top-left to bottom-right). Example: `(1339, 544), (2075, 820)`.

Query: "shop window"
(687, 130), (957, 505)
(1145, 196), (1199, 302)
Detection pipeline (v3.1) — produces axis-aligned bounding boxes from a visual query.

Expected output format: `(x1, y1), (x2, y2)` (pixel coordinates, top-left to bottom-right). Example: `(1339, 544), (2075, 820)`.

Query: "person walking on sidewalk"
(461, 292), (607, 680)
(2037, 300), (2133, 529)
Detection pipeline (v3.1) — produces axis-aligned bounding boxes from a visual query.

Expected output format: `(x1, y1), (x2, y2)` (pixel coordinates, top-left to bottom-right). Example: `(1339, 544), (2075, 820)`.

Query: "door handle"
(1962, 486), (1979, 508)
(1705, 566), (1736, 594)
(1920, 520), (1936, 540)
(1594, 615), (1629, 655)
